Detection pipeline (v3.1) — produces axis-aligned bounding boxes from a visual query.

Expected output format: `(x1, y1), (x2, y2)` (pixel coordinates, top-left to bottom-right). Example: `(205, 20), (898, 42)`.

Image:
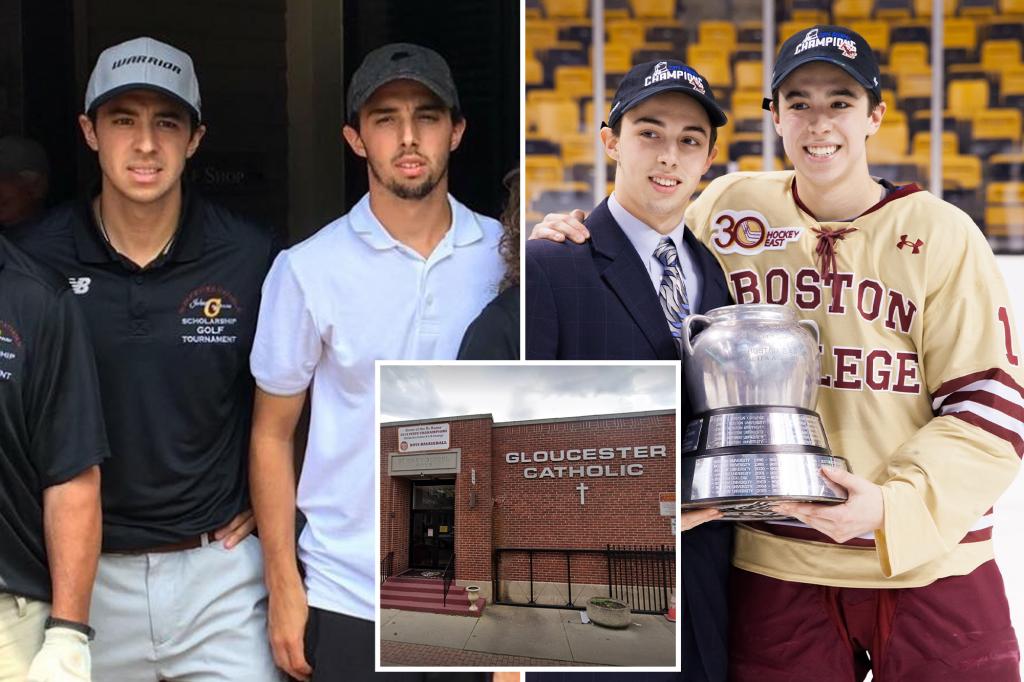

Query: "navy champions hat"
(606, 60), (728, 130)
(764, 25), (881, 111)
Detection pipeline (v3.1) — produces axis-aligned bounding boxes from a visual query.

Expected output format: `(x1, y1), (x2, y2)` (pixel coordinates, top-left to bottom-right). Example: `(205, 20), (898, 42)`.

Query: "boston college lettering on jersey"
(686, 171), (1024, 589)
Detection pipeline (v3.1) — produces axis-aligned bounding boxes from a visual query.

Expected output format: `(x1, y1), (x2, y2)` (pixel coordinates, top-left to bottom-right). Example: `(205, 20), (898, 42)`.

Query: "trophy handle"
(798, 319), (820, 345)
(682, 314), (712, 357)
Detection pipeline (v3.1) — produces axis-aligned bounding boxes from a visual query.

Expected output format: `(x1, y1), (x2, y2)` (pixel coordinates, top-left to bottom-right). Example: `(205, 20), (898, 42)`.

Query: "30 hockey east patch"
(710, 210), (803, 255)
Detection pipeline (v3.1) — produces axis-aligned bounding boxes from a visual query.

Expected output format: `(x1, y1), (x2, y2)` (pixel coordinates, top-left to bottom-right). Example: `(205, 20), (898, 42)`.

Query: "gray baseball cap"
(84, 36), (202, 122)
(346, 43), (459, 123)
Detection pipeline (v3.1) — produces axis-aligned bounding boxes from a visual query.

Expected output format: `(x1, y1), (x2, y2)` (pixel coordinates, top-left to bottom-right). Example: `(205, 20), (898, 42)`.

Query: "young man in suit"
(525, 60), (732, 682)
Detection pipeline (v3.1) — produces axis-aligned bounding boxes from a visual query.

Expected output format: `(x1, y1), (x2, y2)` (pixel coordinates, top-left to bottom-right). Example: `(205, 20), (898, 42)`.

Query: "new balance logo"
(897, 235), (924, 254)
(68, 277), (92, 295)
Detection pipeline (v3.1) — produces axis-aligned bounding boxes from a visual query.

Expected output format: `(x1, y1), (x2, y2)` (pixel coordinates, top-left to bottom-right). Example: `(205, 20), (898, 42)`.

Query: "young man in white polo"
(249, 43), (502, 681)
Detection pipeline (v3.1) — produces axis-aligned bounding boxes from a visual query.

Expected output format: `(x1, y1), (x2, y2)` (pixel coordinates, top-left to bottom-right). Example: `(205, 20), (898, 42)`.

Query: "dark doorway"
(409, 481), (455, 570)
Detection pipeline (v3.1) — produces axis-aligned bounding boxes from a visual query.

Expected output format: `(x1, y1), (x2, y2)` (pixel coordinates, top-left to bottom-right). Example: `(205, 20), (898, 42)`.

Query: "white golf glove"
(26, 627), (91, 682)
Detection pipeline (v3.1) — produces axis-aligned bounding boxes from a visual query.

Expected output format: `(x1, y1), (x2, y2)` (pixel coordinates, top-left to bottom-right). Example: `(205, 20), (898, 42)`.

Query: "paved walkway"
(379, 605), (675, 667)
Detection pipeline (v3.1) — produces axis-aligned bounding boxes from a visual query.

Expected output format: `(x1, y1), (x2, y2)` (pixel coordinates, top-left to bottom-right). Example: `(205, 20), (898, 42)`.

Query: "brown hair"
(498, 169), (519, 293)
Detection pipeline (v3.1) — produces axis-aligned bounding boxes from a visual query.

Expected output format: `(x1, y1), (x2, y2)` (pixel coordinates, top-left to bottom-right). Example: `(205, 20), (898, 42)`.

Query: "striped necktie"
(654, 237), (690, 354)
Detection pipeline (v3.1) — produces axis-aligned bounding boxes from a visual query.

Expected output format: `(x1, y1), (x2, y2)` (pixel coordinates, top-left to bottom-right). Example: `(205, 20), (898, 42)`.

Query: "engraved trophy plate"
(681, 305), (851, 521)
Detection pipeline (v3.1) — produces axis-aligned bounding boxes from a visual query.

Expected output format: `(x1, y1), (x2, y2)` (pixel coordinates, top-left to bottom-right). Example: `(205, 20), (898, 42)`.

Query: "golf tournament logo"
(177, 285), (241, 345)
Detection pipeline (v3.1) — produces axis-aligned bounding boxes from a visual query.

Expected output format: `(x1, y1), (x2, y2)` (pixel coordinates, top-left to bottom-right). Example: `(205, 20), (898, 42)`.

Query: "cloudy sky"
(379, 363), (677, 423)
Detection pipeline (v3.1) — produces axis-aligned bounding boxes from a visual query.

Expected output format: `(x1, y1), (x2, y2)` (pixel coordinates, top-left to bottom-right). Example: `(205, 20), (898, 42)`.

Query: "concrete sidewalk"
(379, 604), (676, 667)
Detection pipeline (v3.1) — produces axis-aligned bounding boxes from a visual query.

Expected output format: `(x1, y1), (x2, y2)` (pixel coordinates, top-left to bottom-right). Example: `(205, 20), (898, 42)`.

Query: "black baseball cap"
(764, 25), (881, 111)
(605, 60), (728, 130)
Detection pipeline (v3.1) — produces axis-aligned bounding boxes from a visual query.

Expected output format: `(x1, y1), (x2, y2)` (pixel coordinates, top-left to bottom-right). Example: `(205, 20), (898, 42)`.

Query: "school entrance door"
(408, 481), (454, 570)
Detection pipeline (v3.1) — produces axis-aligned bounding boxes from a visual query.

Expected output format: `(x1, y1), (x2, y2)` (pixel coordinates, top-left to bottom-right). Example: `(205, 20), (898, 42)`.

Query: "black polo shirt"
(7, 188), (277, 550)
(0, 236), (109, 601)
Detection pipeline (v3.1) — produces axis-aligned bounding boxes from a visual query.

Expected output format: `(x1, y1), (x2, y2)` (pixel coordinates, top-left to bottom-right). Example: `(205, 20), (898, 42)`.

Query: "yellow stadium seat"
(582, 99), (613, 132)
(849, 21), (890, 54)
(526, 58), (543, 86)
(554, 65), (593, 99)
(896, 66), (933, 101)
(525, 154), (564, 187)
(912, 131), (958, 156)
(698, 22), (737, 51)
(529, 100), (580, 137)
(889, 43), (929, 70)
(738, 155), (783, 172)
(972, 108), (1023, 144)
(981, 40), (1023, 73)
(961, 1), (997, 17)
(686, 46), (732, 89)
(630, 0), (675, 19)
(985, 205), (1024, 237)
(778, 22), (816, 46)
(604, 45), (632, 73)
(875, 4), (912, 20)
(604, 8), (631, 20)
(987, 182), (1024, 204)
(560, 132), (596, 167)
(834, 0), (874, 21)
(526, 89), (564, 107)
(734, 61), (764, 91)
(914, 0), (956, 13)
(948, 79), (990, 118)
(868, 117), (910, 161)
(607, 21), (646, 49)
(940, 154), (982, 189)
(1002, 67), (1024, 96)
(544, 0), (588, 18)
(732, 90), (767, 123)
(1000, 0), (1024, 13)
(526, 21), (560, 52)
(943, 18), (977, 53)
(790, 10), (829, 24)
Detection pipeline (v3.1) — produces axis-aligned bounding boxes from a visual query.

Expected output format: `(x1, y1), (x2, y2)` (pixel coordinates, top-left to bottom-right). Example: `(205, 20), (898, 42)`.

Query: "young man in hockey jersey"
(532, 25), (1023, 681)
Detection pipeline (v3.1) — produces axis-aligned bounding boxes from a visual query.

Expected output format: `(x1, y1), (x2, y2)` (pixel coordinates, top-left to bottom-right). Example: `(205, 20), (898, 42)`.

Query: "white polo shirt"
(250, 193), (503, 620)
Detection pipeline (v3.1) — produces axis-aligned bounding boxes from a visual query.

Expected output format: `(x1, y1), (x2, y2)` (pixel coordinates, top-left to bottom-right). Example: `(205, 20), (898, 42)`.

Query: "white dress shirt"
(608, 192), (703, 314)
(250, 193), (503, 620)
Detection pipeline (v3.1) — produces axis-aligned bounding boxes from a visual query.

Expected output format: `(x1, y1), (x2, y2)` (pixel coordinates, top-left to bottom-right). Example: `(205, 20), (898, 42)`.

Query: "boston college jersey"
(686, 171), (1024, 588)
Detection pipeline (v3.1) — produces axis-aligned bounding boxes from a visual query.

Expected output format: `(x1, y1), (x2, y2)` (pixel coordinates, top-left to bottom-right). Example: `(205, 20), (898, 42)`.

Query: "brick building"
(380, 410), (676, 608)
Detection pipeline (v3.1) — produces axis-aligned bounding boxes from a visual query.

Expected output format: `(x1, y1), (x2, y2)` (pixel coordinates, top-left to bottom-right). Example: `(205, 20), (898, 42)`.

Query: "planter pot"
(466, 585), (480, 611)
(586, 597), (631, 629)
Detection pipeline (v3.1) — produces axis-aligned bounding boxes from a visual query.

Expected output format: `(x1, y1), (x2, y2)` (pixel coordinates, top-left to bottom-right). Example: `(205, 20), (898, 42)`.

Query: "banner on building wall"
(398, 423), (450, 452)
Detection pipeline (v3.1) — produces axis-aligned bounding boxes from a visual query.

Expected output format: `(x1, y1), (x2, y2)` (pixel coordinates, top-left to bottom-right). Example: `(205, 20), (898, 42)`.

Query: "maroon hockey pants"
(729, 560), (1020, 682)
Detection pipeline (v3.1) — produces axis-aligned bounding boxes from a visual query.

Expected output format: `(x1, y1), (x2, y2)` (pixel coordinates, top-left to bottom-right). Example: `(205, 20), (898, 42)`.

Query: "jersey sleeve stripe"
(941, 405), (1024, 456)
(932, 369), (1024, 410)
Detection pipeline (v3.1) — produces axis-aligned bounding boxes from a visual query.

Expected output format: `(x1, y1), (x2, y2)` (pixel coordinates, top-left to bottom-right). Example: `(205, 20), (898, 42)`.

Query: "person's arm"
(250, 388), (311, 681)
(43, 466), (101, 623)
(524, 247), (561, 359)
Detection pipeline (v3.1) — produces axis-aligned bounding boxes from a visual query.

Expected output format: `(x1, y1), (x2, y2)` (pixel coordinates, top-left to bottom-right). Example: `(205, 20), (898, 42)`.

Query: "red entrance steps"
(380, 576), (486, 617)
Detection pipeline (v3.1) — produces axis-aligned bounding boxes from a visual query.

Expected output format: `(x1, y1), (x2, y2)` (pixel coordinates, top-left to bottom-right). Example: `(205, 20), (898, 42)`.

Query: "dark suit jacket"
(525, 198), (733, 682)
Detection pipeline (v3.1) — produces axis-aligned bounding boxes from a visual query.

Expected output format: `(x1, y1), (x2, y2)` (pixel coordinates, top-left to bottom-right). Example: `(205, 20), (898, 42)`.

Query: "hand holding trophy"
(681, 304), (851, 520)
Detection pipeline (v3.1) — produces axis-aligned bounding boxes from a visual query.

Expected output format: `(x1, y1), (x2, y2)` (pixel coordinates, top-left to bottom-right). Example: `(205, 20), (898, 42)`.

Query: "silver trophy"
(681, 304), (850, 520)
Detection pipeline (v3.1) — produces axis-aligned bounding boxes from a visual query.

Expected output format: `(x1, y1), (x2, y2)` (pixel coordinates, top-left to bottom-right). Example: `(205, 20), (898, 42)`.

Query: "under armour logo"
(68, 277), (92, 294)
(896, 235), (923, 254)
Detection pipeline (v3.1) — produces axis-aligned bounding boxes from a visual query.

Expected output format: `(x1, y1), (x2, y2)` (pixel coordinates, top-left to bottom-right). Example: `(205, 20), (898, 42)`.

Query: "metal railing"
(380, 551), (393, 586)
(492, 545), (675, 615)
(441, 552), (455, 606)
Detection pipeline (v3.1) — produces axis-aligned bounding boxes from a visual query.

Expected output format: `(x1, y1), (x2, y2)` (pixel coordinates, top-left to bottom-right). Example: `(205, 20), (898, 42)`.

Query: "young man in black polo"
(7, 37), (281, 680)
(0, 234), (107, 681)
